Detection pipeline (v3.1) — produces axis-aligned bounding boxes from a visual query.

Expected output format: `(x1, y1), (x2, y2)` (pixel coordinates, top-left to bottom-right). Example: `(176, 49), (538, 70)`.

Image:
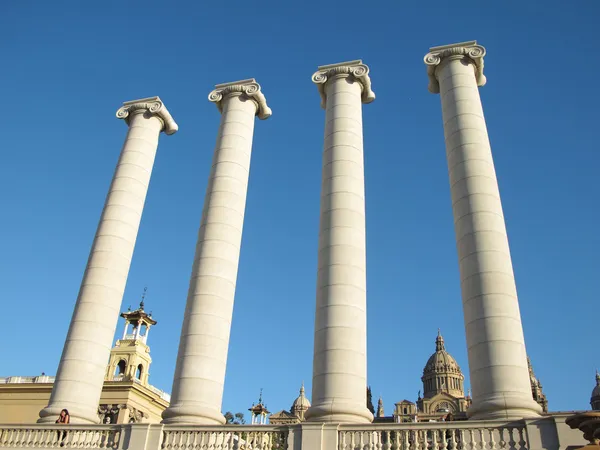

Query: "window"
(136, 364), (143, 380)
(115, 360), (126, 376)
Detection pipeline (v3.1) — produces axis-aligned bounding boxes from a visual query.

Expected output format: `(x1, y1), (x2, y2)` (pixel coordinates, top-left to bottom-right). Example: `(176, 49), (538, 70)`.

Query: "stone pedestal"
(305, 61), (375, 424)
(161, 80), (271, 425)
(38, 98), (177, 424)
(424, 41), (542, 420)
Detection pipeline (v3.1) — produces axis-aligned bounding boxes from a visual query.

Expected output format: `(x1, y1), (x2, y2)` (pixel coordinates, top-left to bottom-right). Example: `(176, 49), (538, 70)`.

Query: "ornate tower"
(591, 371), (600, 411)
(249, 389), (270, 425)
(527, 357), (548, 413)
(105, 292), (157, 386)
(376, 397), (384, 418)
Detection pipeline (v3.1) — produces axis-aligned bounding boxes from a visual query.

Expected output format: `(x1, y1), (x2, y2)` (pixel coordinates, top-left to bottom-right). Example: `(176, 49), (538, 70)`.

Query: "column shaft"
(306, 62), (375, 424)
(39, 98), (176, 424)
(425, 42), (542, 420)
(162, 80), (270, 425)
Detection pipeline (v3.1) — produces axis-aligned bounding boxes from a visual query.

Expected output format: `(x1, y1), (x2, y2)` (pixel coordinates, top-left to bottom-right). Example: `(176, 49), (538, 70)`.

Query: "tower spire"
(140, 287), (147, 310)
(436, 329), (445, 351)
(596, 369), (600, 386)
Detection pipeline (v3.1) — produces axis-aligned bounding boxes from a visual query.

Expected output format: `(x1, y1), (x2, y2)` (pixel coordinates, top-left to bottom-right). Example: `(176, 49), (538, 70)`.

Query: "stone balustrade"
(0, 424), (122, 448)
(0, 414), (588, 450)
(338, 421), (527, 450)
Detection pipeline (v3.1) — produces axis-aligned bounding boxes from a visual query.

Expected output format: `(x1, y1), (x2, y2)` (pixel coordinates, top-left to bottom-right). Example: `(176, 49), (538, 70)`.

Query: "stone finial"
(116, 96), (178, 135)
(424, 40), (486, 94)
(208, 78), (272, 120)
(312, 60), (375, 109)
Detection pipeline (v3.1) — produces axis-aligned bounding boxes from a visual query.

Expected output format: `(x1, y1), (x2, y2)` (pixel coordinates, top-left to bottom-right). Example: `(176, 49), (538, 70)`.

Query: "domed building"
(591, 371), (600, 411)
(269, 384), (311, 425)
(527, 356), (548, 413)
(399, 330), (470, 422)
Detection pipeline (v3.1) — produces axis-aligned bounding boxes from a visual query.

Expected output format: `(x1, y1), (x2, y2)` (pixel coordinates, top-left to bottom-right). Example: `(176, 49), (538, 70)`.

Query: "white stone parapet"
(161, 80), (270, 425)
(0, 414), (587, 449)
(305, 60), (374, 424)
(37, 97), (177, 425)
(424, 42), (542, 420)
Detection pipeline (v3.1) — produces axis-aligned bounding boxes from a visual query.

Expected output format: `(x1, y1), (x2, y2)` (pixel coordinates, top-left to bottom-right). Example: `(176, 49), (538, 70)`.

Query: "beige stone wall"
(0, 382), (167, 424)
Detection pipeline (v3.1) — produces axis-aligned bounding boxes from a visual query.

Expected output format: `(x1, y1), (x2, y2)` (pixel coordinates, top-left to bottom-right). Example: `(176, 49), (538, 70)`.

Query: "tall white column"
(305, 61), (375, 424)
(162, 79), (271, 425)
(38, 97), (177, 424)
(424, 41), (542, 420)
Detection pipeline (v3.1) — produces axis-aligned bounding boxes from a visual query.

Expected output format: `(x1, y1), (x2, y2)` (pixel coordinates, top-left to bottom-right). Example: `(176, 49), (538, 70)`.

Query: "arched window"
(403, 407), (407, 414)
(115, 360), (126, 376)
(136, 364), (143, 380)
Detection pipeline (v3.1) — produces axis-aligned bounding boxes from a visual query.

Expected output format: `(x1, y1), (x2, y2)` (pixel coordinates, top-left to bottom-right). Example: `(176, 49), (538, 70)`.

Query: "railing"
(0, 425), (122, 449)
(132, 378), (171, 402)
(0, 376), (55, 384)
(338, 421), (528, 450)
(161, 426), (289, 450)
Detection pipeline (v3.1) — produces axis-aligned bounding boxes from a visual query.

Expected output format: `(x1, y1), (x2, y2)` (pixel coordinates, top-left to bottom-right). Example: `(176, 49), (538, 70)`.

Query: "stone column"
(305, 61), (375, 424)
(38, 97), (177, 424)
(161, 79), (271, 425)
(424, 41), (542, 420)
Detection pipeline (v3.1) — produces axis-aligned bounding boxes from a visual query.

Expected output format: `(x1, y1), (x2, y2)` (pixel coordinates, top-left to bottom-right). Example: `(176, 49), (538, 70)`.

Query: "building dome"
(591, 371), (600, 411)
(291, 383), (311, 420)
(423, 331), (462, 376)
(421, 330), (465, 399)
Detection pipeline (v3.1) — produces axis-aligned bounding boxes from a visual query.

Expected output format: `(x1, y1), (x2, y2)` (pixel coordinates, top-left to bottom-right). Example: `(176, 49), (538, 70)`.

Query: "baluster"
(448, 429), (457, 450)
(507, 428), (516, 450)
(488, 428), (496, 450)
(350, 431), (357, 450)
(256, 430), (262, 450)
(457, 429), (465, 450)
(247, 431), (255, 450)
(441, 428), (448, 450)
(517, 428), (527, 450)
(478, 429), (486, 450)
(382, 431), (390, 450)
(432, 429), (439, 450)
(340, 431), (348, 450)
(197, 431), (206, 450)
(497, 427), (507, 450)
(388, 431), (396, 450)
(407, 430), (415, 450)
(375, 430), (383, 450)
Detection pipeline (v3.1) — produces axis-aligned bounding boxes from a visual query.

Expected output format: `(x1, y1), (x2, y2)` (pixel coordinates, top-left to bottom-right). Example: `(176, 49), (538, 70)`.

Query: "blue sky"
(1, 1), (598, 418)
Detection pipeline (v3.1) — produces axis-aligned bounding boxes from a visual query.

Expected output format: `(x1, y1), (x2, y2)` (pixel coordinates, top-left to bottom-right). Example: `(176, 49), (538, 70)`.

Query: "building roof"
(423, 330), (462, 376)
(291, 383), (311, 411)
(592, 371), (600, 399)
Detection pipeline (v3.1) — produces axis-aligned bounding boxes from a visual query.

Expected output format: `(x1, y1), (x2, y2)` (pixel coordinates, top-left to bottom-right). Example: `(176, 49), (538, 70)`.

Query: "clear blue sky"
(1, 1), (598, 418)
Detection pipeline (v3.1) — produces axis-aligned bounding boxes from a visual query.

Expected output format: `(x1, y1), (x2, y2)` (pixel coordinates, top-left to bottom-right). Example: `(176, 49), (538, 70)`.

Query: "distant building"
(0, 299), (169, 424)
(269, 384), (311, 425)
(269, 330), (553, 424)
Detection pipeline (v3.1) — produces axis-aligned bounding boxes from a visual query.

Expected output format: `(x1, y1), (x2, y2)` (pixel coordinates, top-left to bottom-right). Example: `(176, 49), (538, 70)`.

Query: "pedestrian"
(55, 409), (70, 446)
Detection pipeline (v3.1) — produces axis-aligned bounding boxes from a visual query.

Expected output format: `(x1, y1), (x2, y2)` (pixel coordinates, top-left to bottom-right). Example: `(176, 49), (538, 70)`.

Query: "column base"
(38, 404), (100, 424)
(305, 401), (373, 423)
(467, 393), (543, 420)
(161, 404), (226, 425)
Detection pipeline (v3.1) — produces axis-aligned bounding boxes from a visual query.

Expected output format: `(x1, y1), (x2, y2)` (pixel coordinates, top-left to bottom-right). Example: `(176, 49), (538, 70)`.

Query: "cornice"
(312, 60), (375, 109)
(208, 78), (272, 120)
(424, 41), (486, 94)
(116, 96), (178, 135)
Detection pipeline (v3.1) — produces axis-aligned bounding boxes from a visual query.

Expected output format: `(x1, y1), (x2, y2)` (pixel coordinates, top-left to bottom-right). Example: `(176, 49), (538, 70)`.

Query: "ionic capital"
(116, 96), (178, 135)
(312, 60), (375, 109)
(424, 41), (486, 94)
(208, 79), (272, 120)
